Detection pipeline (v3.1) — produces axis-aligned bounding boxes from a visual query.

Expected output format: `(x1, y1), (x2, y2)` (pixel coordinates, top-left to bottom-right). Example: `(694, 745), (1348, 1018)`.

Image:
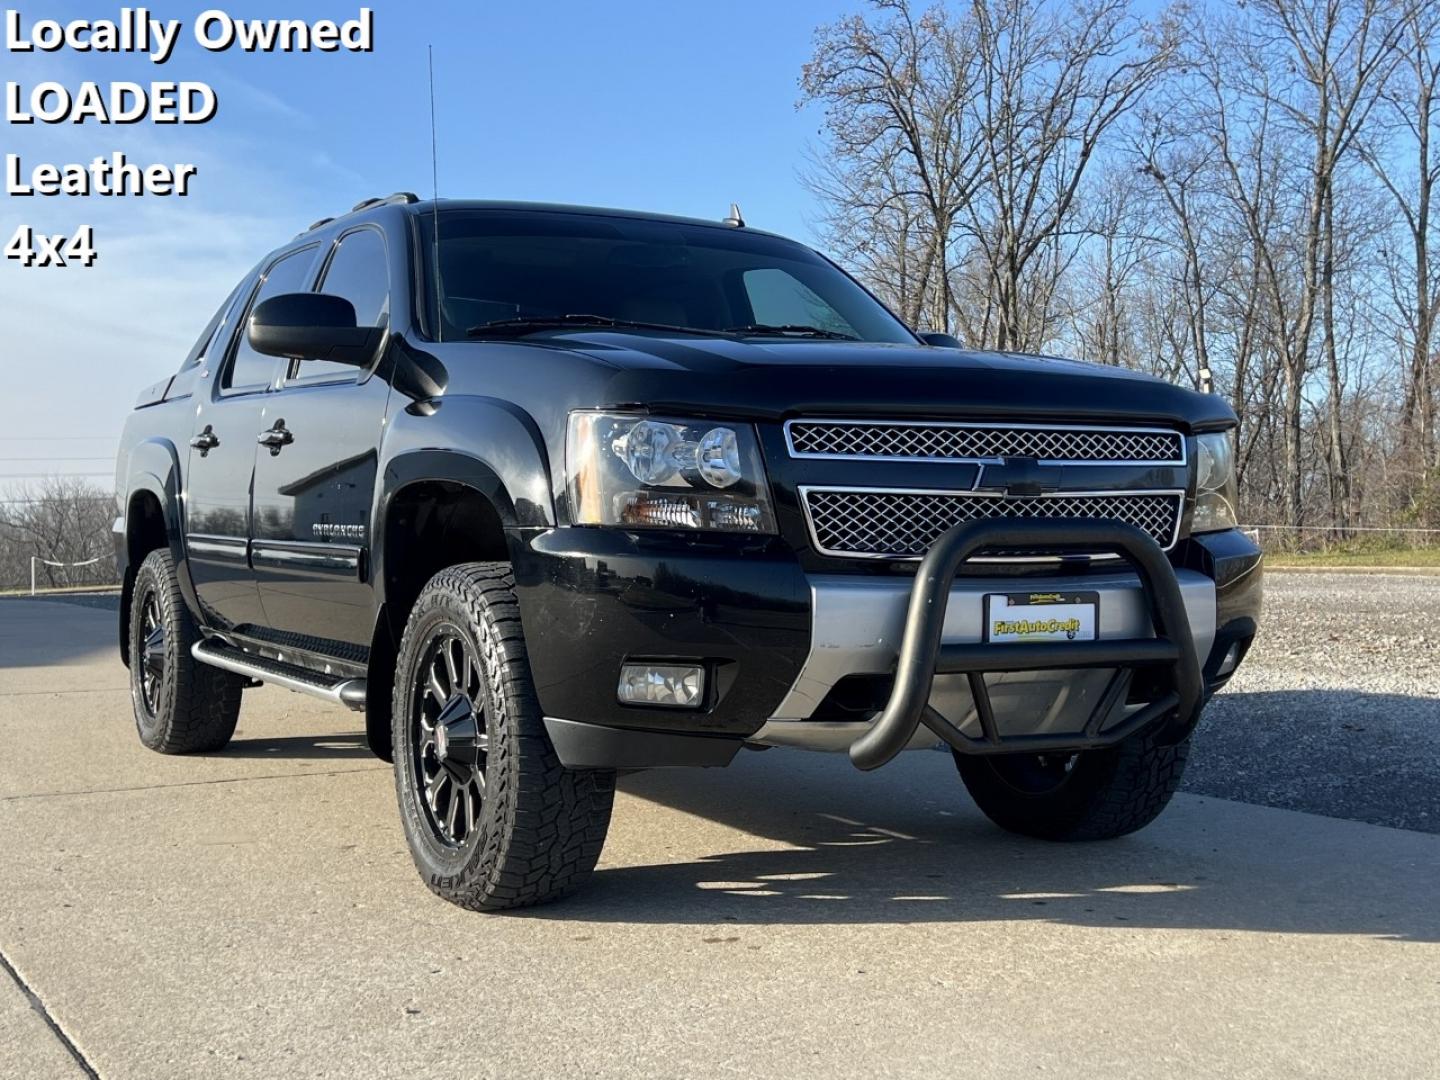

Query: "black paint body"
(113, 200), (1262, 752)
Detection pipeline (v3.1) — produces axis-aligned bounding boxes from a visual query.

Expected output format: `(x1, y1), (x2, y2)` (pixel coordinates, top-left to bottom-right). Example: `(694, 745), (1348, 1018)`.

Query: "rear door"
(249, 226), (394, 650)
(184, 246), (319, 631)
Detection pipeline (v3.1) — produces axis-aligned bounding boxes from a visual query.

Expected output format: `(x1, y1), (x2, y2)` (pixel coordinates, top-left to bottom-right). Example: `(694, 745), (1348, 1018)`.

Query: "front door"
(185, 245), (319, 631)
(250, 226), (394, 650)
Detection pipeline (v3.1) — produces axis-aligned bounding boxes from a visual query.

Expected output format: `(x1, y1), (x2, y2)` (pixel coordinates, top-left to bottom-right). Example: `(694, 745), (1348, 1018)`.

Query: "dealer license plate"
(984, 592), (1099, 644)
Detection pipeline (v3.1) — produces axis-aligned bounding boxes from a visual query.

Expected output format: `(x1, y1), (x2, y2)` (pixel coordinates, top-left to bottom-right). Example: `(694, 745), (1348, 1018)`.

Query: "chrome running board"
(192, 639), (367, 712)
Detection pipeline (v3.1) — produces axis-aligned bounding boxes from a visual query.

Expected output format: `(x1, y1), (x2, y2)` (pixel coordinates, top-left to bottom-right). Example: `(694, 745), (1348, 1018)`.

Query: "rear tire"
(954, 725), (1190, 841)
(392, 562), (615, 911)
(127, 548), (244, 754)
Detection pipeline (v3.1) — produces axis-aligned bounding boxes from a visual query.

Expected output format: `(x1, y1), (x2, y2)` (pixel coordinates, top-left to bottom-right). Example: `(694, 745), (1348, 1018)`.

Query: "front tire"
(954, 725), (1191, 841)
(392, 563), (615, 911)
(127, 548), (244, 754)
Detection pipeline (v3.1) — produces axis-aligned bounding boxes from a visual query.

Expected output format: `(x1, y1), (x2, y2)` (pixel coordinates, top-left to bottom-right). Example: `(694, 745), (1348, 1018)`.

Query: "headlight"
(1192, 432), (1238, 533)
(566, 412), (776, 533)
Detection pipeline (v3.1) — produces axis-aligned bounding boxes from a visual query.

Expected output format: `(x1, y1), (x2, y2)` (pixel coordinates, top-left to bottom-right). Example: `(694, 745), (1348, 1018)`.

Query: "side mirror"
(918, 331), (963, 349)
(248, 293), (384, 366)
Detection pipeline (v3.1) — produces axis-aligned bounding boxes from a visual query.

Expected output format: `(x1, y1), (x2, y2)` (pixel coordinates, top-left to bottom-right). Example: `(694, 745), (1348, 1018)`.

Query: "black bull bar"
(849, 519), (1204, 771)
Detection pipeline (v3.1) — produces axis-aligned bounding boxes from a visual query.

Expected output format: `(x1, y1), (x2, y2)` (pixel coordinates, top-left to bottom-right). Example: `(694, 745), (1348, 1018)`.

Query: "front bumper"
(512, 525), (1261, 769)
(753, 555), (1214, 757)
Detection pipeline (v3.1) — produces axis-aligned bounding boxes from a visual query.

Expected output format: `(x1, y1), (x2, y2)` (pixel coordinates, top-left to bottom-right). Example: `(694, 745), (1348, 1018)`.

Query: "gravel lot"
(1189, 570), (1440, 833)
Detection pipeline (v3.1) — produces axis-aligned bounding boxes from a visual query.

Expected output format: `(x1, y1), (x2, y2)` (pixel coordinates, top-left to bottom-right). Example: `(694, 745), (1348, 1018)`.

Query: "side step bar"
(192, 639), (367, 712)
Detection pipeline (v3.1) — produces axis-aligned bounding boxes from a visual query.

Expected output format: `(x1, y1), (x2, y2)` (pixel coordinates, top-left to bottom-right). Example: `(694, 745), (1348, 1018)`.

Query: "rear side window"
(290, 229), (390, 383)
(222, 247), (317, 393)
(178, 281), (244, 373)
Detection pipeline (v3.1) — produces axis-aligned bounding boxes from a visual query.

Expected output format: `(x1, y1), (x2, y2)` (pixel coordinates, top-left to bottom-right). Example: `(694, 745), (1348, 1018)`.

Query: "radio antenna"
(428, 44), (444, 342)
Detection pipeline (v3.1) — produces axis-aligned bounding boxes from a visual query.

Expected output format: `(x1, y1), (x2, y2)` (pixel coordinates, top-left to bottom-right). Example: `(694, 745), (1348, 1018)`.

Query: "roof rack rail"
(303, 193), (421, 233)
(351, 192), (419, 213)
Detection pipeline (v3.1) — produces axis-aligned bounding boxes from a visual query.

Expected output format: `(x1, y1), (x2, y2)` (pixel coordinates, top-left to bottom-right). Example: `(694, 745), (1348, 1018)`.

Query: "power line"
(0, 456), (116, 462)
(0, 504), (113, 512)
(0, 473), (114, 480)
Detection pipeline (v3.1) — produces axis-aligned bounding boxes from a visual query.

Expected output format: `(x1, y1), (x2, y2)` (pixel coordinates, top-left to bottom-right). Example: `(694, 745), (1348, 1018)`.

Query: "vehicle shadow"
(1190, 689), (1440, 832)
(211, 732), (373, 760)
(523, 745), (1440, 940)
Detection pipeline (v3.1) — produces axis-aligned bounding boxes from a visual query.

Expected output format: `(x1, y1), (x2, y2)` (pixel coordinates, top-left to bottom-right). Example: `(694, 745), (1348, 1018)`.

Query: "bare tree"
(0, 478), (117, 591)
(802, 0), (1179, 348)
(962, 0), (1181, 350)
(1183, 1), (1409, 526)
(1068, 166), (1156, 369)
(1261, 0), (1411, 527)
(1362, 3), (1440, 513)
(802, 0), (988, 331)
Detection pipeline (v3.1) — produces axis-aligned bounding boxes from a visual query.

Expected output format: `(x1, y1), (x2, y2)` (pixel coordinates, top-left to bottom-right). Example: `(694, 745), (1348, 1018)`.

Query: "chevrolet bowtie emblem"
(975, 457), (1062, 497)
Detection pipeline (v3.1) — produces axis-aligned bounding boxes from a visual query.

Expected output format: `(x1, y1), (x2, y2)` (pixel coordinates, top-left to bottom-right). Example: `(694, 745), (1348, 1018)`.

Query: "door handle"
(189, 426), (219, 456)
(257, 420), (294, 455)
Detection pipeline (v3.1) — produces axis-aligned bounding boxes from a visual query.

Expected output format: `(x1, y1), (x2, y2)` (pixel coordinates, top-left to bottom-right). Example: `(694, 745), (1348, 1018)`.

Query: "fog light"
(618, 663), (705, 708)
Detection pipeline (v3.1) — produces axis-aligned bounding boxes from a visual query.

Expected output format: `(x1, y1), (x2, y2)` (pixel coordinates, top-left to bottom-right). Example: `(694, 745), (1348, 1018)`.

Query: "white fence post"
(27, 555), (103, 597)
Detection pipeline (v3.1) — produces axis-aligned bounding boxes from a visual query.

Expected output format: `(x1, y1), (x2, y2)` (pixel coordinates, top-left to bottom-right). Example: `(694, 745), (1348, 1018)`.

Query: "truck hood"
(548, 332), (1234, 431)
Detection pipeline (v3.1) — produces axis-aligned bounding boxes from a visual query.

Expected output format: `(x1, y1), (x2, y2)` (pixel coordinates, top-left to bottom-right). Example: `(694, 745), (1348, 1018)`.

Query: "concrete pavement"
(1, 597), (1437, 1079)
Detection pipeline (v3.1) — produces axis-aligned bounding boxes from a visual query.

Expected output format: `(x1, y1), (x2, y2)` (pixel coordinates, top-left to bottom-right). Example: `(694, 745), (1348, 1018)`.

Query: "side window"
(221, 247), (317, 393)
(291, 229), (390, 383)
(741, 268), (857, 337)
(179, 281), (244, 373)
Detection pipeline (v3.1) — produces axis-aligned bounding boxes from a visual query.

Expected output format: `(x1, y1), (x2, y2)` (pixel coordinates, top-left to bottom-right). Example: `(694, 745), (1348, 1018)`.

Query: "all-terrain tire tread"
(130, 549), (243, 754)
(393, 563), (614, 911)
(957, 728), (1190, 841)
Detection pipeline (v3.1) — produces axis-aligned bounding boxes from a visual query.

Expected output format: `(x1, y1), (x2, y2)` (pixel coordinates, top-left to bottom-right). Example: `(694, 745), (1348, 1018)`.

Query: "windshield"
(418, 209), (917, 344)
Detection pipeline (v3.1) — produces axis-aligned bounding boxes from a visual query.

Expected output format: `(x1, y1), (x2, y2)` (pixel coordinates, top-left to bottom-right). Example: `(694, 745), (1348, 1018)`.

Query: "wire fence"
(1240, 523), (1440, 555)
(2, 555), (116, 597)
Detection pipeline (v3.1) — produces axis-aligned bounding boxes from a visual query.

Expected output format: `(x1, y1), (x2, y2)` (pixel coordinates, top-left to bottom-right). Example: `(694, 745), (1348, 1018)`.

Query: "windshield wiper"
(723, 323), (857, 341)
(466, 314), (727, 338)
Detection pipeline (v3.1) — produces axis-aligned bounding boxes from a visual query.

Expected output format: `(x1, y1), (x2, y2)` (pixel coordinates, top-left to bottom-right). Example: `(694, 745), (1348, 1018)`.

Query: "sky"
(0, 0), (864, 485)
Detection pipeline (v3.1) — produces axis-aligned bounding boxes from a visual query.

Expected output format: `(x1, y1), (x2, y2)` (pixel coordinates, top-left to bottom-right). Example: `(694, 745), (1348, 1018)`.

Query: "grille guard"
(849, 518), (1203, 771)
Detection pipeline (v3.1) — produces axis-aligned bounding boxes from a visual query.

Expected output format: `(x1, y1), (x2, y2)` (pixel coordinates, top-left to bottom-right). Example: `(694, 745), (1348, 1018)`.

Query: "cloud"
(206, 69), (311, 126)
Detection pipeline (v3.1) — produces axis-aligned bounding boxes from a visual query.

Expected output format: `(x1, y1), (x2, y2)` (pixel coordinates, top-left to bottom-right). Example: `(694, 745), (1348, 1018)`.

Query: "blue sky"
(0, 0), (863, 478)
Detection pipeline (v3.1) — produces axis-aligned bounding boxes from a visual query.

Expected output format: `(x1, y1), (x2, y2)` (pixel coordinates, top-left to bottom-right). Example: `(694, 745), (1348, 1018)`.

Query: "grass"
(1264, 546), (1440, 568)
(0, 584), (121, 598)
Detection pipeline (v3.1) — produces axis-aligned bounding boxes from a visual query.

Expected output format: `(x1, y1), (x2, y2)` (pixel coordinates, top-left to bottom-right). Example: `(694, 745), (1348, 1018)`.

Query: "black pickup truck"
(114, 195), (1262, 910)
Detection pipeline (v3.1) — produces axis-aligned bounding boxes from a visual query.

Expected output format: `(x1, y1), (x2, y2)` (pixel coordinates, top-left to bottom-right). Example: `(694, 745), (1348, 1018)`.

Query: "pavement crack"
(1, 765), (389, 802)
(0, 946), (101, 1079)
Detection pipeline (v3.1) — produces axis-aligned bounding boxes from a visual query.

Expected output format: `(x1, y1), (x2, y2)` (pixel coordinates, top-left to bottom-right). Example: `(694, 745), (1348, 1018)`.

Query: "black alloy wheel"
(411, 628), (490, 848)
(137, 588), (166, 719)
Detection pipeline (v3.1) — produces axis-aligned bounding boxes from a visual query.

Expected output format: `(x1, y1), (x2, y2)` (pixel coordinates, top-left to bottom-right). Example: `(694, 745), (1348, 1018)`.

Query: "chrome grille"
(801, 488), (1184, 559)
(787, 420), (1184, 465)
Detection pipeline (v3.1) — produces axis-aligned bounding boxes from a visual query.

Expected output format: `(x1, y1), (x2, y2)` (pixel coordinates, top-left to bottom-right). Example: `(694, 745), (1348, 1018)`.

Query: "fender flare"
(371, 397), (556, 617)
(117, 437), (197, 662)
